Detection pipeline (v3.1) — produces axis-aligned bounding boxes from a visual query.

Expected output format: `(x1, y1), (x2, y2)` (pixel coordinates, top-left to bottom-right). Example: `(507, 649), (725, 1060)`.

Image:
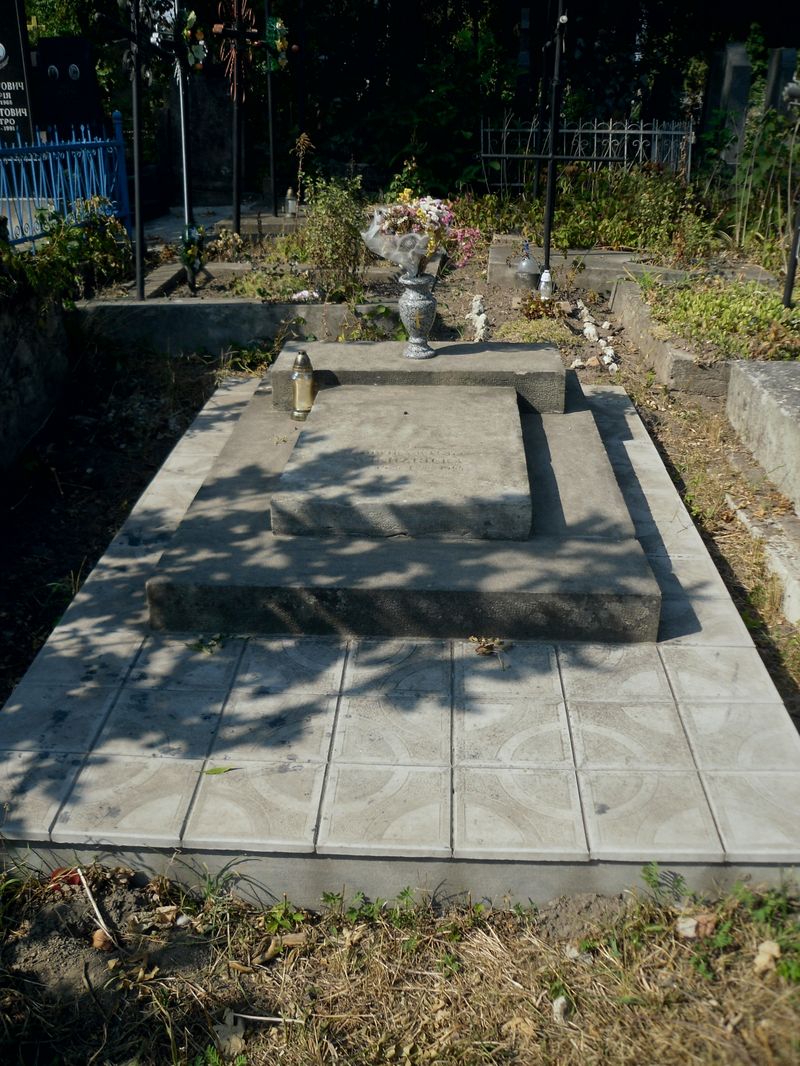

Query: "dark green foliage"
(0, 199), (132, 310)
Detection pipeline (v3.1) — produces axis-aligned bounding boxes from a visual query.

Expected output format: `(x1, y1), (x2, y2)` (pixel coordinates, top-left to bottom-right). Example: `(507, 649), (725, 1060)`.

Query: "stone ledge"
(75, 298), (399, 354)
(271, 340), (566, 413)
(726, 361), (800, 514)
(610, 281), (731, 397)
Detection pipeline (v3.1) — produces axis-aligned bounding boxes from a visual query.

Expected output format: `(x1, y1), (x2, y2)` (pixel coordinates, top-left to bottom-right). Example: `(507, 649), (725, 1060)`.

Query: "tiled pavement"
(1, 377), (799, 901)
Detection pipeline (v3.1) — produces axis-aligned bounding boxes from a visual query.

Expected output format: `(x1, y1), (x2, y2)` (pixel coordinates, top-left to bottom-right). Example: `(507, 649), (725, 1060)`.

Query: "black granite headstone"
(0, 0), (34, 143)
(33, 37), (103, 134)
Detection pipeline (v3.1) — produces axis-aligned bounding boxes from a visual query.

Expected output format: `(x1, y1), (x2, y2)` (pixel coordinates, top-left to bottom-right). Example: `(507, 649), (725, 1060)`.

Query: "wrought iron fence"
(0, 111), (131, 247)
(481, 118), (694, 193)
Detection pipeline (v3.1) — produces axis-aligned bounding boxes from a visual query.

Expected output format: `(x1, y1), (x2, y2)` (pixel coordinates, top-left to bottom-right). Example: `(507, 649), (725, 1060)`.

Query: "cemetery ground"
(1, 250), (800, 1063)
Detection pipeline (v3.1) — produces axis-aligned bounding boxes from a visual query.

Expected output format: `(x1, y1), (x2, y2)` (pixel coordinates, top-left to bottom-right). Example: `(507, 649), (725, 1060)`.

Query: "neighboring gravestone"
(0, 0), (34, 143)
(33, 37), (103, 134)
(270, 385), (532, 540)
(764, 48), (798, 114)
(719, 44), (752, 166)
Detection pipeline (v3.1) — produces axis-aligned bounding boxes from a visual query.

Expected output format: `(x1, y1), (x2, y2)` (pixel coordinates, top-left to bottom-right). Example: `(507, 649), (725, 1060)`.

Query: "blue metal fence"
(0, 111), (131, 246)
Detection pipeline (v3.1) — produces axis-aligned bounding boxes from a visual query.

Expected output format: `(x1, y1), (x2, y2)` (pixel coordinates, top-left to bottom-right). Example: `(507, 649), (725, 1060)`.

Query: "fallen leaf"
(214, 1008), (246, 1057)
(754, 940), (781, 975)
(228, 959), (254, 974)
(203, 766), (239, 775)
(92, 928), (114, 952)
(281, 931), (308, 948)
(695, 912), (718, 938)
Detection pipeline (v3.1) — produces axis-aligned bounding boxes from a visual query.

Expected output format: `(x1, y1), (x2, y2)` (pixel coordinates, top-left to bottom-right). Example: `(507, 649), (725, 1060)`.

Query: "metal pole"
(264, 0), (277, 215)
(542, 1), (566, 272)
(783, 196), (800, 308)
(176, 2), (193, 230)
(232, 5), (241, 234)
(178, 68), (193, 230)
(131, 0), (145, 301)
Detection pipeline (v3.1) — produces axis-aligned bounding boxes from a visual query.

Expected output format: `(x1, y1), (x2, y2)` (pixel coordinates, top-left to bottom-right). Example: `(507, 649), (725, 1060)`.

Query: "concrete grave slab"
(1, 376), (799, 899)
(271, 340), (566, 413)
(270, 385), (532, 540)
(147, 386), (661, 642)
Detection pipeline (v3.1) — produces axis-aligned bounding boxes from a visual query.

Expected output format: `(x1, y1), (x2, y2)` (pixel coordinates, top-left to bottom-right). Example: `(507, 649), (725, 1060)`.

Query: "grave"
(146, 340), (662, 642)
(270, 386), (532, 540)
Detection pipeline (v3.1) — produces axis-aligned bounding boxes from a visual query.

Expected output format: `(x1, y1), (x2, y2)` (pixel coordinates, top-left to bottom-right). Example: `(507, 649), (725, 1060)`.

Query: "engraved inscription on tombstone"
(0, 0), (34, 143)
(270, 385), (533, 541)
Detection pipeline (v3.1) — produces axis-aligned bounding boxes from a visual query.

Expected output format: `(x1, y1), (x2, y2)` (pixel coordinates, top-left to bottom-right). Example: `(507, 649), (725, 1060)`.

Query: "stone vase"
(398, 271), (437, 359)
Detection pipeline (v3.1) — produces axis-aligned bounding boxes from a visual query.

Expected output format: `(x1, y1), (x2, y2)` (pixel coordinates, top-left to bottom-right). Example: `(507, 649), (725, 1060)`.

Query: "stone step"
(146, 379), (660, 642)
(270, 385), (532, 540)
(271, 340), (566, 413)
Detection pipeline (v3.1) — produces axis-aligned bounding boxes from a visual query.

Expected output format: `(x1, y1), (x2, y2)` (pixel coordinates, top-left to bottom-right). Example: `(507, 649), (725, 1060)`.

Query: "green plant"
(385, 157), (425, 201)
(17, 197), (132, 307)
(641, 276), (800, 360)
(337, 305), (403, 341)
(301, 175), (370, 302)
(231, 266), (316, 302)
(206, 227), (247, 262)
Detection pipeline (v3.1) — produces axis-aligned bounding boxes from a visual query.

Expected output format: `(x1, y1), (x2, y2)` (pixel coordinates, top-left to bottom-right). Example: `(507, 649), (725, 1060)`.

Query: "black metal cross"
(213, 1), (263, 234)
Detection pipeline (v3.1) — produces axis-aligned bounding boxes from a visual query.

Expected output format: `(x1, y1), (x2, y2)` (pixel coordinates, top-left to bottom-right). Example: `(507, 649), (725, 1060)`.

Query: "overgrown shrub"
(1, 197), (132, 309)
(451, 167), (719, 263)
(301, 176), (369, 302)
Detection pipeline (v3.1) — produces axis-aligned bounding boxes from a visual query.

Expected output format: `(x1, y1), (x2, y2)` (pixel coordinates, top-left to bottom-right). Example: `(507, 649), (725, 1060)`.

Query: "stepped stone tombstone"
(764, 48), (799, 114)
(271, 385), (532, 540)
(147, 340), (661, 642)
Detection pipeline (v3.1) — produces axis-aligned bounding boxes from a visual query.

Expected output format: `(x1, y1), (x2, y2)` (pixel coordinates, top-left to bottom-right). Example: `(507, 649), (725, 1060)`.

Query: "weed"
(263, 896), (308, 935)
(641, 276), (800, 360)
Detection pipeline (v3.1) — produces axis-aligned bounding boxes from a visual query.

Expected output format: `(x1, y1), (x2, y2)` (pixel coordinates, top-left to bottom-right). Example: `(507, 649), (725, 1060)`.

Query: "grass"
(639, 277), (800, 361)
(1, 863), (799, 1064)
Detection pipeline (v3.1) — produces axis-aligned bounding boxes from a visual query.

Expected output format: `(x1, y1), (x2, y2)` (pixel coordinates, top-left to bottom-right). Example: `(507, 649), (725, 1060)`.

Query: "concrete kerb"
(726, 361), (800, 514)
(75, 298), (400, 355)
(610, 281), (731, 397)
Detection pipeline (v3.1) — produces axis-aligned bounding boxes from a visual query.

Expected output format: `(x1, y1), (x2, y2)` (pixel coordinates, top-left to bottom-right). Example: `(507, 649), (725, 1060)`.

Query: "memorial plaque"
(270, 385), (532, 540)
(0, 0), (34, 143)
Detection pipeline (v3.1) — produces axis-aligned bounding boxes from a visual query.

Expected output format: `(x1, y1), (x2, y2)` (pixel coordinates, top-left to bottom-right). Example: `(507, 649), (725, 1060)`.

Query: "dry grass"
(1, 865), (799, 1065)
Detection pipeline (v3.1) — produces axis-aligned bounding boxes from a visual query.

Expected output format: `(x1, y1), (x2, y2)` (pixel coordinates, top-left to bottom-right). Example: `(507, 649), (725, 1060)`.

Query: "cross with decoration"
(213, 0), (263, 233)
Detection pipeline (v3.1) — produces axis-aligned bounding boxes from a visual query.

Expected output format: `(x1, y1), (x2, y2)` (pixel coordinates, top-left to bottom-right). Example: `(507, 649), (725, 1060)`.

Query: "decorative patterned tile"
(657, 596), (753, 646)
(332, 695), (450, 766)
(454, 698), (572, 768)
(646, 554), (730, 600)
(21, 636), (143, 688)
(345, 641), (450, 696)
(568, 701), (693, 769)
(558, 645), (672, 702)
(680, 703), (800, 770)
(210, 691), (337, 763)
(456, 642), (560, 700)
(92, 689), (226, 759)
(0, 682), (118, 753)
(316, 765), (450, 857)
(128, 635), (245, 690)
(233, 637), (347, 694)
(454, 768), (587, 860)
(52, 755), (202, 846)
(702, 772), (800, 862)
(0, 750), (83, 840)
(579, 771), (723, 861)
(660, 647), (782, 703)
(184, 761), (324, 851)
